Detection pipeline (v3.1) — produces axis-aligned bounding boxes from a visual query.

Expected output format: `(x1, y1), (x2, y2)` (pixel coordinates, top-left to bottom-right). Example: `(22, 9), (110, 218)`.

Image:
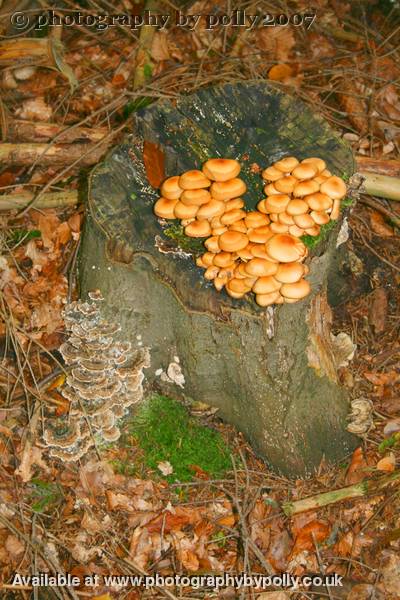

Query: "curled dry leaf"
(376, 453), (396, 472)
(291, 520), (330, 555)
(369, 210), (394, 237)
(157, 460), (173, 476)
(345, 447), (368, 484)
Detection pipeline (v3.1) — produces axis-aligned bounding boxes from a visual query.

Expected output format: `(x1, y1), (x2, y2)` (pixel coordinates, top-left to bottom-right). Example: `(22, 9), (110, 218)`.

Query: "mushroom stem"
(330, 198), (341, 220)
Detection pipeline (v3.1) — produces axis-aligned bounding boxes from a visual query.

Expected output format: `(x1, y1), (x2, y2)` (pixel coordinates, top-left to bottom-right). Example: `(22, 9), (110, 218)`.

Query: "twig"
(359, 196), (400, 228)
(283, 471), (400, 516)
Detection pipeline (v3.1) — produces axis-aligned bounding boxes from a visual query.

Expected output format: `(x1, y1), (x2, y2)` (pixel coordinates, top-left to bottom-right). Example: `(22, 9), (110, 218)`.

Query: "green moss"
(163, 222), (205, 255)
(301, 196), (353, 249)
(129, 395), (232, 482)
(301, 219), (336, 249)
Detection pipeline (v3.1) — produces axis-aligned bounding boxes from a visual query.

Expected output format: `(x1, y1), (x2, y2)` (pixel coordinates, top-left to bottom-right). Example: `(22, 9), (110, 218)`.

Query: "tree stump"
(79, 82), (357, 477)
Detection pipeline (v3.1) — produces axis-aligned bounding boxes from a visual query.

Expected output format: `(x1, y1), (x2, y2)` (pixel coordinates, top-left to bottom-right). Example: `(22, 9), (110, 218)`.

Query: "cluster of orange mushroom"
(153, 156), (347, 307)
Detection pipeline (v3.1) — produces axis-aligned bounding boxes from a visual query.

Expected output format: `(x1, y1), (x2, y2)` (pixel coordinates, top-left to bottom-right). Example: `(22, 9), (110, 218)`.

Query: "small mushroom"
(293, 213), (315, 229)
(266, 233), (307, 262)
(264, 194), (291, 214)
(196, 199), (226, 220)
(248, 225), (274, 243)
(278, 212), (295, 225)
(210, 178), (247, 201)
(253, 276), (282, 294)
(264, 183), (281, 195)
(227, 278), (251, 294)
(204, 236), (220, 253)
(280, 278), (311, 299)
(262, 166), (283, 181)
(236, 245), (254, 261)
(274, 156), (299, 173)
(221, 208), (247, 225)
(225, 198), (245, 211)
(229, 219), (248, 233)
(213, 252), (234, 267)
(202, 158), (241, 182)
(255, 291), (282, 306)
(320, 176), (346, 199)
(250, 244), (277, 262)
(245, 212), (270, 229)
(219, 231), (249, 252)
(202, 252), (216, 266)
(179, 170), (211, 190)
(286, 199), (309, 216)
(301, 157), (326, 174)
(305, 192), (332, 211)
(329, 198), (341, 220)
(245, 258), (278, 277)
(275, 262), (305, 283)
(212, 226), (228, 236)
(274, 175), (297, 194)
(161, 176), (183, 200)
(288, 224), (305, 237)
(291, 163), (318, 180)
(181, 188), (211, 206)
(154, 197), (178, 219)
(310, 210), (330, 225)
(214, 273), (228, 291)
(293, 179), (319, 197)
(174, 201), (199, 219)
(204, 265), (220, 280)
(269, 222), (289, 233)
(185, 220), (212, 237)
(304, 225), (321, 236)
(257, 199), (268, 214)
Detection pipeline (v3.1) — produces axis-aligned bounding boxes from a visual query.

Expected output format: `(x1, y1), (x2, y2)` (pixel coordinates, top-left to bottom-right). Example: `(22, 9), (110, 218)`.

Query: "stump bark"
(79, 82), (357, 477)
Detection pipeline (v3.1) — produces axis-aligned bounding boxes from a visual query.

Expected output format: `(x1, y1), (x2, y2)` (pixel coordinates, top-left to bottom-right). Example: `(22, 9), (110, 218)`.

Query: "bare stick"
(0, 190), (78, 211)
(283, 471), (400, 516)
(0, 142), (111, 167)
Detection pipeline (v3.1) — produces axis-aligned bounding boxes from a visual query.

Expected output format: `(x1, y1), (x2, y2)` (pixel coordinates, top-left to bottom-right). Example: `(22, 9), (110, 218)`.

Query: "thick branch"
(6, 120), (110, 144)
(0, 190), (78, 211)
(355, 156), (400, 177)
(0, 142), (111, 167)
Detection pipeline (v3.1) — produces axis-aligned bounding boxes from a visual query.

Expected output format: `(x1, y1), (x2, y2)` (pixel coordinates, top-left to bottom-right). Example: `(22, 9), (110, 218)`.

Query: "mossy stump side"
(79, 82), (357, 477)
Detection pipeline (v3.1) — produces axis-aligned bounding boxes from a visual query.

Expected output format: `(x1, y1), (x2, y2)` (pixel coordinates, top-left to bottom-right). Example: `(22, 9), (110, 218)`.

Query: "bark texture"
(79, 82), (357, 477)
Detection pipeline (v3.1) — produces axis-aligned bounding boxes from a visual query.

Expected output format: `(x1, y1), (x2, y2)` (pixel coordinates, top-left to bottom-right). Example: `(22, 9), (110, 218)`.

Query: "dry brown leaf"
(38, 211), (61, 249)
(345, 447), (368, 484)
(379, 550), (400, 598)
(268, 64), (293, 81)
(249, 499), (271, 551)
(347, 584), (377, 600)
(257, 593), (290, 600)
(142, 140), (165, 188)
(268, 525), (292, 571)
(15, 445), (48, 482)
(151, 32), (170, 61)
(376, 453), (396, 472)
(369, 211), (394, 237)
(369, 288), (388, 334)
(257, 28), (296, 62)
(5, 534), (25, 558)
(364, 371), (400, 386)
(291, 520), (330, 555)
(16, 96), (53, 121)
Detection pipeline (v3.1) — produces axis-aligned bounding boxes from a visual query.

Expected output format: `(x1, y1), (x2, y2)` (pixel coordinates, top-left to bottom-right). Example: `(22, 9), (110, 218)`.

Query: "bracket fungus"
(152, 155), (347, 307)
(41, 290), (150, 461)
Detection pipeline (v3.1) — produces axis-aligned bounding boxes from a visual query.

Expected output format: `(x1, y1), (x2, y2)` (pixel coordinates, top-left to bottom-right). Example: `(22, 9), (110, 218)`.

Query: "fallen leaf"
(347, 584), (377, 600)
(5, 534), (25, 558)
(376, 453), (396, 472)
(16, 96), (53, 121)
(383, 420), (400, 436)
(364, 371), (400, 386)
(151, 32), (170, 61)
(379, 550), (400, 597)
(15, 445), (49, 482)
(369, 288), (388, 334)
(346, 447), (368, 484)
(369, 210), (394, 237)
(257, 28), (296, 62)
(291, 520), (330, 555)
(143, 140), (165, 188)
(157, 460), (173, 476)
(268, 64), (293, 81)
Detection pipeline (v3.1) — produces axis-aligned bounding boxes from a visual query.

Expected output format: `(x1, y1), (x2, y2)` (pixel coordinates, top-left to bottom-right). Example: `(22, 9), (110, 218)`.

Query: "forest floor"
(0, 1), (399, 599)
